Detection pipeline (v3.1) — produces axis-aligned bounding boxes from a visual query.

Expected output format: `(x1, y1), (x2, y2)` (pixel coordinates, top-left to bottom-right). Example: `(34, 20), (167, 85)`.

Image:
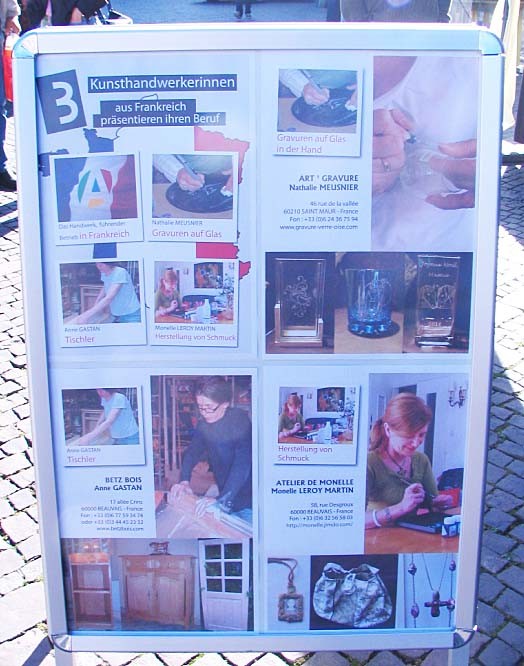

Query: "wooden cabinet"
(69, 552), (113, 628)
(121, 554), (195, 628)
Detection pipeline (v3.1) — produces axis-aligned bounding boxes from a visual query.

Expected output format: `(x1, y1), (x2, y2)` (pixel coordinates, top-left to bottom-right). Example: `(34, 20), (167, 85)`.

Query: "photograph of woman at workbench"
(153, 374), (253, 539)
(61, 386), (145, 467)
(153, 260), (237, 326)
(275, 384), (358, 466)
(365, 373), (467, 554)
(60, 261), (142, 325)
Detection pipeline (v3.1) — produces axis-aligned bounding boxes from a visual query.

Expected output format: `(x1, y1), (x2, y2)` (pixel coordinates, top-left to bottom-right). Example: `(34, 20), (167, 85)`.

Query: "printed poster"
(27, 39), (485, 641)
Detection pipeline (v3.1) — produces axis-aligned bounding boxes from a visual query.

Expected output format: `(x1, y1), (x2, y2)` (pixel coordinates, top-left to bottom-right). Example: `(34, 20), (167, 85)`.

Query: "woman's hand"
(195, 497), (218, 517)
(177, 168), (205, 192)
(372, 108), (414, 194)
(69, 7), (84, 23)
(426, 139), (476, 210)
(168, 481), (193, 504)
(303, 82), (330, 106)
(431, 493), (454, 511)
(399, 482), (426, 514)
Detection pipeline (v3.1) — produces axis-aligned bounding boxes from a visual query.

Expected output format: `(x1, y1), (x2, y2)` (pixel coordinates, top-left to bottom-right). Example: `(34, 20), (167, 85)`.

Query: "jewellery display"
(268, 558), (304, 622)
(407, 554), (456, 627)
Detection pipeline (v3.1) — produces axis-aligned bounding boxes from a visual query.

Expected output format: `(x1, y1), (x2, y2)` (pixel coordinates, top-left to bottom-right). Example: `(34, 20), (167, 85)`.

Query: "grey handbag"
(313, 562), (392, 627)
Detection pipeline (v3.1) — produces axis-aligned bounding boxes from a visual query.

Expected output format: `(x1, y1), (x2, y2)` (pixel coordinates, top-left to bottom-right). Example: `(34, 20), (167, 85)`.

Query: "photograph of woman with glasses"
(168, 376), (253, 525)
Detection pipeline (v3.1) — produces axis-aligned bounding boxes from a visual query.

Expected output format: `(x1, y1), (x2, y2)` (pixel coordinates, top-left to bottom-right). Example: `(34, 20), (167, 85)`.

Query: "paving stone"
(254, 655), (289, 666)
(503, 397), (524, 414)
(1, 511), (37, 543)
(509, 543), (524, 564)
(507, 458), (524, 477)
(483, 508), (516, 532)
(394, 648), (427, 659)
(468, 631), (490, 658)
(158, 654), (201, 666)
(0, 451), (30, 475)
(60, 652), (101, 666)
(485, 463), (506, 485)
(300, 653), (347, 666)
(122, 654), (165, 665)
(509, 523), (524, 541)
(0, 583), (45, 642)
(497, 473), (524, 497)
(9, 487), (35, 510)
(0, 545), (24, 575)
(485, 488), (521, 512)
(419, 649), (450, 665)
(490, 405), (513, 421)
(365, 652), (403, 666)
(0, 569), (25, 594)
(0, 380), (19, 397)
(0, 422), (22, 442)
(481, 530), (517, 556)
(495, 588), (524, 622)
(339, 652), (374, 663)
(1, 435), (28, 454)
(0, 497), (14, 519)
(21, 556), (43, 582)
(498, 622), (524, 652)
(96, 652), (147, 666)
(17, 534), (41, 559)
(26, 503), (39, 521)
(10, 466), (34, 488)
(0, 477), (17, 498)
(499, 431), (524, 452)
(0, 628), (52, 666)
(189, 656), (231, 666)
(478, 572), (505, 602)
(222, 654), (264, 666)
(476, 601), (505, 633)
(477, 637), (521, 666)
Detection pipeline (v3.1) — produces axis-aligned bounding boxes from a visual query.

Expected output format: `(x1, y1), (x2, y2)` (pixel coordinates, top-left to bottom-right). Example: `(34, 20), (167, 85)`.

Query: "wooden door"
(156, 572), (187, 626)
(125, 571), (154, 620)
(198, 539), (250, 631)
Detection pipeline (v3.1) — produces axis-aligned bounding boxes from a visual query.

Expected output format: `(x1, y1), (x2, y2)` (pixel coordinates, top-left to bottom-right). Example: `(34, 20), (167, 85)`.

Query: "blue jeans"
(115, 308), (141, 323)
(113, 433), (140, 445)
(0, 50), (7, 172)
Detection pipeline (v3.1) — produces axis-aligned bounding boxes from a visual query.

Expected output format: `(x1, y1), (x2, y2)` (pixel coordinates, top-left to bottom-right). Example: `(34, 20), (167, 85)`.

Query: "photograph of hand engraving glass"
(371, 55), (478, 252)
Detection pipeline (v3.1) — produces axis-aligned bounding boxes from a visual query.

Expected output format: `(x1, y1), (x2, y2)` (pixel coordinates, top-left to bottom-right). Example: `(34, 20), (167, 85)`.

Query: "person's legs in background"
(234, 1), (253, 20)
(0, 61), (16, 192)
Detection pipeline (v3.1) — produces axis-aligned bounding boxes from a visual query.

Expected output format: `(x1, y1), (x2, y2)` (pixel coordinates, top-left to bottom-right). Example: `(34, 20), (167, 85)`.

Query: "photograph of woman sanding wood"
(154, 374), (253, 539)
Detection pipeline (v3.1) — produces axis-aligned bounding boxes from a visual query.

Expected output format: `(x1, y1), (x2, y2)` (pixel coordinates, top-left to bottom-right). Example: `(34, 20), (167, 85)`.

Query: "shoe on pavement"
(245, 13), (253, 19)
(234, 11), (242, 19)
(0, 170), (16, 192)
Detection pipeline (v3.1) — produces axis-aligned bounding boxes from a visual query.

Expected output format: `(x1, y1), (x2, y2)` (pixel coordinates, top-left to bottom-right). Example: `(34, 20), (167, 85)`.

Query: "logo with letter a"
(37, 70), (86, 134)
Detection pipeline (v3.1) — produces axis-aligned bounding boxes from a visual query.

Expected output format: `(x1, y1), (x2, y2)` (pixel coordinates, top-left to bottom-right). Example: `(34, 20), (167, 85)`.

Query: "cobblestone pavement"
(1, 18), (524, 666)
